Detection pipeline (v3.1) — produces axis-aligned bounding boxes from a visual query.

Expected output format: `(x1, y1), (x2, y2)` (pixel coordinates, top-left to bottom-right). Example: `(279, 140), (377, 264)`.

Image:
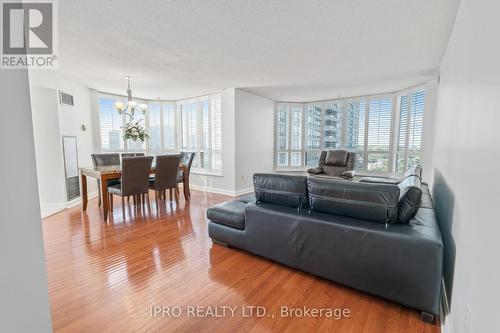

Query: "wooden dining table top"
(80, 163), (187, 178)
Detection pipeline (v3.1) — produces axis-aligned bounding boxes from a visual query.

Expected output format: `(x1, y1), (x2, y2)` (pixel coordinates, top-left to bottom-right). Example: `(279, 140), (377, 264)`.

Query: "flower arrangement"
(124, 120), (149, 142)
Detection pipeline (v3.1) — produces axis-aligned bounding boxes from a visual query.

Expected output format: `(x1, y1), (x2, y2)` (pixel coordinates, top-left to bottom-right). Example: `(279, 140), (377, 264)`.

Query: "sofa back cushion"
(307, 177), (400, 224)
(253, 173), (309, 209)
(325, 150), (349, 166)
(397, 175), (422, 224)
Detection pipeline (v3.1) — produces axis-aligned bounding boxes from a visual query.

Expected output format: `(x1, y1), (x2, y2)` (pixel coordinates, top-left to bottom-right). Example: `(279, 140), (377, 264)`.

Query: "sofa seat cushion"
(307, 177), (400, 224)
(207, 200), (251, 230)
(253, 173), (308, 209)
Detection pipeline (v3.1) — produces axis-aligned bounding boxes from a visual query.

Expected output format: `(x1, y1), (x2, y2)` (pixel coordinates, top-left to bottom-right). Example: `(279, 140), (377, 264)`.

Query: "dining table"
(80, 163), (189, 220)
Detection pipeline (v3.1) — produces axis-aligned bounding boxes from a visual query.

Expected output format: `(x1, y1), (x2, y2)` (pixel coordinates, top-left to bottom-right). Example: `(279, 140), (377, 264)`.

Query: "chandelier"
(114, 76), (147, 120)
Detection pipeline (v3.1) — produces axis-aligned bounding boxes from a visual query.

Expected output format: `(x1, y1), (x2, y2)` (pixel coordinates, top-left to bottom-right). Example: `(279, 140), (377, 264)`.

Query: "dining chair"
(149, 155), (181, 205)
(121, 152), (145, 159)
(91, 153), (121, 206)
(107, 156), (154, 215)
(177, 152), (195, 200)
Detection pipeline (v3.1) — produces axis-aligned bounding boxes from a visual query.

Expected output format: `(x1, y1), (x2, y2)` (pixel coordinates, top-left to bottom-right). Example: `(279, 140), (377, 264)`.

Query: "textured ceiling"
(55, 0), (460, 101)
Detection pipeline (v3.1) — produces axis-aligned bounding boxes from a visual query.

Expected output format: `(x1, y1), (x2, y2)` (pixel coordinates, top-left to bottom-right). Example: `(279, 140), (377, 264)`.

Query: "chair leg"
(146, 192), (151, 211)
(121, 196), (125, 218)
(109, 193), (113, 212)
(174, 186), (179, 205)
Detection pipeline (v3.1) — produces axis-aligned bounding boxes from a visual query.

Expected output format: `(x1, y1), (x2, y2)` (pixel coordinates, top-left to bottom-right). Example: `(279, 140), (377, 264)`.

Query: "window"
(178, 94), (222, 175)
(147, 101), (177, 154)
(275, 104), (303, 168)
(304, 103), (322, 166)
(396, 90), (425, 172)
(99, 96), (126, 151)
(367, 97), (392, 172)
(97, 93), (223, 175)
(345, 100), (366, 169)
(98, 94), (174, 153)
(274, 87), (426, 174)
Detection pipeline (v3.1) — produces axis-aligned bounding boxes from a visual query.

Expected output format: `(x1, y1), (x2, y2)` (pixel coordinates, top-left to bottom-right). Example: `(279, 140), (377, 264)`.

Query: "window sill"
(190, 170), (223, 177)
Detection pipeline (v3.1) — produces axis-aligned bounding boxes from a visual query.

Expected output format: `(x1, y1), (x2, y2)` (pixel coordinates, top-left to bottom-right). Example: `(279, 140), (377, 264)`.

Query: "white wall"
(421, 79), (438, 186)
(234, 89), (275, 192)
(432, 1), (500, 332)
(30, 86), (67, 217)
(29, 70), (98, 216)
(189, 88), (275, 195)
(0, 69), (52, 333)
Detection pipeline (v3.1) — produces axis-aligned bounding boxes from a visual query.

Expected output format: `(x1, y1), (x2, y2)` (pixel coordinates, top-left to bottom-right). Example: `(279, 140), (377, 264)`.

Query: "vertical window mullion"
(287, 106), (292, 167)
(340, 101), (347, 148)
(388, 95), (398, 173)
(301, 104), (305, 166)
(122, 112), (128, 151)
(404, 92), (412, 171)
(363, 98), (369, 171)
(208, 97), (213, 173)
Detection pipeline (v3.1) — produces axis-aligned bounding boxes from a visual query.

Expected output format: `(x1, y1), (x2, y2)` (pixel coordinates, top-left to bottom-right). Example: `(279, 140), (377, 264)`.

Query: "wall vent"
(59, 91), (74, 106)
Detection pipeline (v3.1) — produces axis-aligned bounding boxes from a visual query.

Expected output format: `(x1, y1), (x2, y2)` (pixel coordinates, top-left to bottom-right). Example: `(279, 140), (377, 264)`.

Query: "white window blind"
(179, 94), (222, 175)
(396, 90), (425, 172)
(163, 103), (176, 151)
(99, 96), (125, 151)
(274, 87), (426, 174)
(396, 95), (409, 172)
(367, 97), (392, 172)
(148, 102), (162, 152)
(98, 94), (177, 154)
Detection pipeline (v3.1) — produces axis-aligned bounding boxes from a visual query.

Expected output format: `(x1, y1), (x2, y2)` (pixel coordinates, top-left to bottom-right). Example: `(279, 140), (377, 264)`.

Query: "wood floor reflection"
(42, 190), (439, 333)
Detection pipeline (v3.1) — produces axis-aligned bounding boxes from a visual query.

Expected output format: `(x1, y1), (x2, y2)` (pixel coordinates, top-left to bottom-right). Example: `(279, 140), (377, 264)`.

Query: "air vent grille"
(60, 91), (74, 106)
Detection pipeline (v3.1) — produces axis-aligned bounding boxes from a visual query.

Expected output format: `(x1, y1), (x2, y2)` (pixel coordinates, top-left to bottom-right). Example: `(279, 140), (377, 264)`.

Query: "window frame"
(274, 85), (426, 175)
(177, 93), (223, 176)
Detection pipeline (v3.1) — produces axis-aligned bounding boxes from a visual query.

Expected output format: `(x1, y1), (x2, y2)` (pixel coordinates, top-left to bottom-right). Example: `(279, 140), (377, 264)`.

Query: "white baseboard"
(189, 184), (253, 197)
(41, 191), (98, 219)
(440, 279), (454, 333)
(41, 203), (66, 218)
(235, 187), (254, 196)
(66, 191), (98, 208)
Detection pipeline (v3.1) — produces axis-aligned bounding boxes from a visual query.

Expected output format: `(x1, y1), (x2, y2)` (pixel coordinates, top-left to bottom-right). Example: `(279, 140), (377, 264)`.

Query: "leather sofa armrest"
(307, 167), (324, 175)
(341, 170), (356, 180)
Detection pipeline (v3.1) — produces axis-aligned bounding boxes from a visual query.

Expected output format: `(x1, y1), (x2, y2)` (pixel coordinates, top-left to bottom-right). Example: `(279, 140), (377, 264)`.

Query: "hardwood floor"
(42, 190), (439, 333)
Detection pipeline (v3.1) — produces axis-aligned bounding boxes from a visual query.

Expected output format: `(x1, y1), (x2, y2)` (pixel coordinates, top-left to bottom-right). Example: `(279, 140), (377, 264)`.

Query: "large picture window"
(275, 87), (425, 174)
(178, 94), (222, 175)
(97, 93), (222, 175)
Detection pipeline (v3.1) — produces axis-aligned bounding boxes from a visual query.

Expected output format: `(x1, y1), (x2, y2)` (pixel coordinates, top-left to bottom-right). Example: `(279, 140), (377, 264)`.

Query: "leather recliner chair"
(307, 149), (356, 180)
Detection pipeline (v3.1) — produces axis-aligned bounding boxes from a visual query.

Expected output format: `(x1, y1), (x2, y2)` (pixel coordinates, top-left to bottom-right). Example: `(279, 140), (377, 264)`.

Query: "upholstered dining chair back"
(180, 151), (195, 172)
(121, 152), (145, 159)
(153, 155), (181, 190)
(120, 156), (154, 196)
(91, 153), (120, 166)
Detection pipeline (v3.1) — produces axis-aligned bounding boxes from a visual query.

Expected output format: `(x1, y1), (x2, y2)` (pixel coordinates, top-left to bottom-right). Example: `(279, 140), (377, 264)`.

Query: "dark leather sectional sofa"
(206, 168), (443, 323)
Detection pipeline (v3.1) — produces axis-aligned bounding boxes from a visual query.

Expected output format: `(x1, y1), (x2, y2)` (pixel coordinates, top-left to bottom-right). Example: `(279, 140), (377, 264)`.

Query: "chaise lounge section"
(207, 169), (443, 323)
